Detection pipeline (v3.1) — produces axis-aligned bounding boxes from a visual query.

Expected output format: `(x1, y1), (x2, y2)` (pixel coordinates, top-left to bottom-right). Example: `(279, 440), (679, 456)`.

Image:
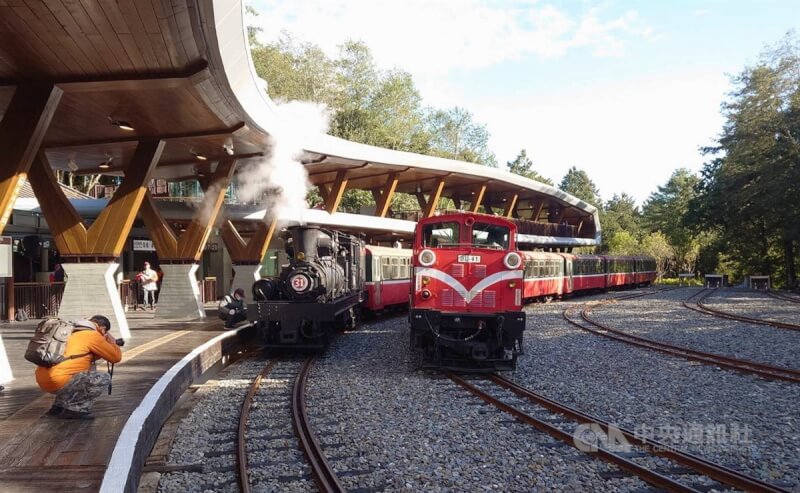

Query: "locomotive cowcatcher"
(409, 213), (526, 371)
(248, 225), (365, 348)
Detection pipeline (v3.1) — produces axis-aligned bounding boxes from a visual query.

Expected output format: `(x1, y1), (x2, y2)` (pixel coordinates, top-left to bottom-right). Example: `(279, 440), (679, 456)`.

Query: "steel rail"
(446, 372), (699, 492)
(291, 356), (346, 493)
(236, 360), (277, 493)
(766, 291), (800, 304)
(490, 374), (789, 493)
(686, 289), (800, 332)
(563, 304), (800, 383)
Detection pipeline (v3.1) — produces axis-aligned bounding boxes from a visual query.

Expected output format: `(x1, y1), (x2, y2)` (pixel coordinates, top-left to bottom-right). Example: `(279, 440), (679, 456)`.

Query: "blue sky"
(248, 1), (798, 204)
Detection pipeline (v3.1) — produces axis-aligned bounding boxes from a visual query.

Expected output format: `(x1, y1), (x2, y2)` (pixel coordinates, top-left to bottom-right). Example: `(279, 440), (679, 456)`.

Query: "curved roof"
(0, 0), (600, 246)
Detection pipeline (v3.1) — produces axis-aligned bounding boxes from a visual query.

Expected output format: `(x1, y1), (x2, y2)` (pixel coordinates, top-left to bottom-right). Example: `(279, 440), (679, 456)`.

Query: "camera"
(115, 338), (125, 347)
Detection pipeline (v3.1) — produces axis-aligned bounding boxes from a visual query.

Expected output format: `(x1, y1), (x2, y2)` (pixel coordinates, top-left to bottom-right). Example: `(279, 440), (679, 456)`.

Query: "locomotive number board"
(458, 255), (481, 263)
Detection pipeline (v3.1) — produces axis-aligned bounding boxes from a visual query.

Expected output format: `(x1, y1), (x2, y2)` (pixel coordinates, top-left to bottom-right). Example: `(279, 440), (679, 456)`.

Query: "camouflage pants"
(53, 371), (111, 413)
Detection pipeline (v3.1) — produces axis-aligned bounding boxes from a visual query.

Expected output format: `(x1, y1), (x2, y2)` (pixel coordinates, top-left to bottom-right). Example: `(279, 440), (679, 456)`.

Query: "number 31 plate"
(458, 255), (481, 263)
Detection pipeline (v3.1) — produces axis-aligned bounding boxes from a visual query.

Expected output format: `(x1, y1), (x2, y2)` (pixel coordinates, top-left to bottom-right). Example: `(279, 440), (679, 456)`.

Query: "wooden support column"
(424, 178), (446, 218)
(0, 84), (63, 232)
(325, 170), (349, 214)
(140, 160), (236, 261)
(219, 219), (278, 264)
(373, 172), (399, 218)
(576, 218), (585, 235)
(470, 185), (486, 213)
(28, 140), (164, 257)
(504, 194), (518, 218)
(415, 192), (427, 211)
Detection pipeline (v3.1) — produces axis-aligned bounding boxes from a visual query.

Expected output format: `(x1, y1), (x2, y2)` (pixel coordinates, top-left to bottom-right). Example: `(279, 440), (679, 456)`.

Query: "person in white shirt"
(138, 261), (159, 310)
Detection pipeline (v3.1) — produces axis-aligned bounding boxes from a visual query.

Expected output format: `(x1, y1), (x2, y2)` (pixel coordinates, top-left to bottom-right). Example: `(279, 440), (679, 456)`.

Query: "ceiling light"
(98, 155), (113, 170)
(192, 150), (208, 161)
(223, 142), (234, 156)
(108, 116), (134, 131)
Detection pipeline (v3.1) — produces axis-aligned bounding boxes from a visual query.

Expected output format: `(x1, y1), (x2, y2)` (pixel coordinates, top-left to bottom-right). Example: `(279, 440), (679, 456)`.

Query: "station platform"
(0, 312), (249, 492)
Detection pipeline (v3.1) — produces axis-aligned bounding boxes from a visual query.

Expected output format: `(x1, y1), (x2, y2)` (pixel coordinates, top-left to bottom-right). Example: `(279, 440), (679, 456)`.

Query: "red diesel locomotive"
(409, 213), (527, 371)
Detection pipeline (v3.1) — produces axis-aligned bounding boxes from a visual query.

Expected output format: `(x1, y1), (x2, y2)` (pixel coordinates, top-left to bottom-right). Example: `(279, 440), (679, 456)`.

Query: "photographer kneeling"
(35, 315), (123, 420)
(219, 288), (247, 329)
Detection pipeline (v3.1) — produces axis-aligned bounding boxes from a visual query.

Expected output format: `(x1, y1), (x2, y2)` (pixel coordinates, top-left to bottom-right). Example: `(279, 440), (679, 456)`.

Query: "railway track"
(563, 295), (800, 383)
(236, 357), (345, 493)
(683, 289), (800, 332)
(446, 372), (790, 493)
(766, 290), (800, 304)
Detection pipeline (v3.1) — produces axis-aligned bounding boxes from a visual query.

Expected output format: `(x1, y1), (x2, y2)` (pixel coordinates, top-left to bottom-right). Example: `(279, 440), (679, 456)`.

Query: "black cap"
(90, 315), (111, 332)
(234, 288), (245, 297)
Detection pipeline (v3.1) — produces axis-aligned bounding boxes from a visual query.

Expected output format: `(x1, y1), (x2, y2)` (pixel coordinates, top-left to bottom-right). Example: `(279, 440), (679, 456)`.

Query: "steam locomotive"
(248, 226), (364, 348)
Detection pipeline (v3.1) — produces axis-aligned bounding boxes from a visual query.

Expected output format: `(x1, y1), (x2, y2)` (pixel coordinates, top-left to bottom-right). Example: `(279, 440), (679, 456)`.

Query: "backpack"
(24, 319), (90, 367)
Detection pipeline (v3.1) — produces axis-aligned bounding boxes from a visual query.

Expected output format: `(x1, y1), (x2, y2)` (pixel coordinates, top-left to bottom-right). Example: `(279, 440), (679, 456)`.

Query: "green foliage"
(642, 168), (704, 273)
(641, 232), (674, 279)
(600, 193), (641, 252)
(559, 166), (601, 207)
(248, 31), (498, 212)
(689, 32), (800, 287)
(506, 149), (553, 185)
(606, 230), (640, 255)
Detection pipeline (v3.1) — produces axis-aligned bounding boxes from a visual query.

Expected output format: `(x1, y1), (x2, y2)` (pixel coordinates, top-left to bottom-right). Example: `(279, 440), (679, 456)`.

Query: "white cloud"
(249, 0), (656, 75)
(475, 71), (728, 204)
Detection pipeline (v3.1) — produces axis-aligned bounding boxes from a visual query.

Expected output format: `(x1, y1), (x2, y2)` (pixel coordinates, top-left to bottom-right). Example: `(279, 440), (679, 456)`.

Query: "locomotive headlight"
(422, 276), (430, 285)
(296, 251), (305, 261)
(419, 249), (436, 267)
(421, 289), (431, 300)
(503, 252), (522, 269)
(508, 281), (516, 288)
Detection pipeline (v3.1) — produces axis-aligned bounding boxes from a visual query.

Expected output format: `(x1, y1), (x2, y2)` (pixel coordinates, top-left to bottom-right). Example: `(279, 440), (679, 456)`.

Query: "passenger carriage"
(364, 245), (412, 311)
(521, 251), (565, 299)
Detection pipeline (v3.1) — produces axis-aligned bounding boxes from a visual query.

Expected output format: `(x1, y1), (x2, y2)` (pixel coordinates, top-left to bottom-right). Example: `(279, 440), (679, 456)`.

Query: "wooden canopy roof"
(0, 0), (601, 245)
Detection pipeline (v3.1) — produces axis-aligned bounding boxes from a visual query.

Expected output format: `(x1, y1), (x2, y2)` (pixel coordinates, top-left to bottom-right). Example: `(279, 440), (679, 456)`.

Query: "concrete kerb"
(99, 324), (254, 493)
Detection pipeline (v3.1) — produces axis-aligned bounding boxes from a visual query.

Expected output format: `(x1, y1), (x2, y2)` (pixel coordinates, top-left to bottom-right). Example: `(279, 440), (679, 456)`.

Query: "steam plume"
(234, 101), (331, 220)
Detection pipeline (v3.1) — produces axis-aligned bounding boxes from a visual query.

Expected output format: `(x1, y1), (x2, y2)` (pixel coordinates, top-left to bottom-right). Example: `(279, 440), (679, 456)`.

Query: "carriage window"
(471, 223), (510, 249)
(421, 222), (459, 247)
(381, 257), (392, 279)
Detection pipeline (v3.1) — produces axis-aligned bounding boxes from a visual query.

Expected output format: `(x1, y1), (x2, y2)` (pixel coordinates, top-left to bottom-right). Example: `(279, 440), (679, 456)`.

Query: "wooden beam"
(87, 140), (165, 255)
(220, 218), (277, 264)
(504, 194), (518, 218)
(424, 178), (446, 218)
(470, 185), (486, 213)
(374, 172), (399, 218)
(0, 84), (62, 232)
(138, 192), (179, 258)
(317, 184), (330, 204)
(28, 154), (88, 254)
(534, 201), (545, 222)
(177, 160), (236, 260)
(415, 192), (427, 211)
(45, 122), (246, 149)
(0, 61), (209, 92)
(325, 170), (349, 214)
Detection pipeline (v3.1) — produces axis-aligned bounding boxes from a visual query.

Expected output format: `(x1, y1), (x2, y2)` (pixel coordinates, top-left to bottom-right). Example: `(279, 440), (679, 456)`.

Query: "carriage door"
(373, 255), (382, 306)
(566, 258), (573, 293)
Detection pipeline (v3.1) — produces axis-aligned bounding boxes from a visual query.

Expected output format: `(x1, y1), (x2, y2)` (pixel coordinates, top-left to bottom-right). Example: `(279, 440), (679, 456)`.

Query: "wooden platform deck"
(0, 314), (235, 492)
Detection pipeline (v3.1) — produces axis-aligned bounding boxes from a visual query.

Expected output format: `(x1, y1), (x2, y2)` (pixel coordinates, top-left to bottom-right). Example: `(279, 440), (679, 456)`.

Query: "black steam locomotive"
(248, 226), (365, 348)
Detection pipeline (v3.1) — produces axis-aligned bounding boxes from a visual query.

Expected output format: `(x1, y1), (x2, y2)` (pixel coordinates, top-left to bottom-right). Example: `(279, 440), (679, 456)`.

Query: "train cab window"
(422, 222), (459, 247)
(471, 223), (510, 249)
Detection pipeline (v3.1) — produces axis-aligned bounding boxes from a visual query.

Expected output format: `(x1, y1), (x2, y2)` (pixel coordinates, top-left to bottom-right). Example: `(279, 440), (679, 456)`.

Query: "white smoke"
(234, 101), (331, 220)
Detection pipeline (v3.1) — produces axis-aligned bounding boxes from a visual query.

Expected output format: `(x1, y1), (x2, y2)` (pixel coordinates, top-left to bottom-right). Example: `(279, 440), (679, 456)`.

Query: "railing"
(0, 278), (219, 321)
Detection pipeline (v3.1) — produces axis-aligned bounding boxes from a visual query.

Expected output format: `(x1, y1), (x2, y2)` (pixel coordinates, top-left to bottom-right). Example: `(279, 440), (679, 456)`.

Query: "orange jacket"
(35, 329), (123, 393)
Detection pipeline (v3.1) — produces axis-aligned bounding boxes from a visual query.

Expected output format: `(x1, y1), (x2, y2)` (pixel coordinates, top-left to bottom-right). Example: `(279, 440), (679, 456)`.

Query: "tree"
(607, 230), (640, 255)
(425, 107), (497, 166)
(601, 193), (641, 252)
(506, 149), (553, 185)
(641, 232), (674, 280)
(689, 32), (800, 286)
(558, 166), (600, 207)
(642, 168), (703, 273)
